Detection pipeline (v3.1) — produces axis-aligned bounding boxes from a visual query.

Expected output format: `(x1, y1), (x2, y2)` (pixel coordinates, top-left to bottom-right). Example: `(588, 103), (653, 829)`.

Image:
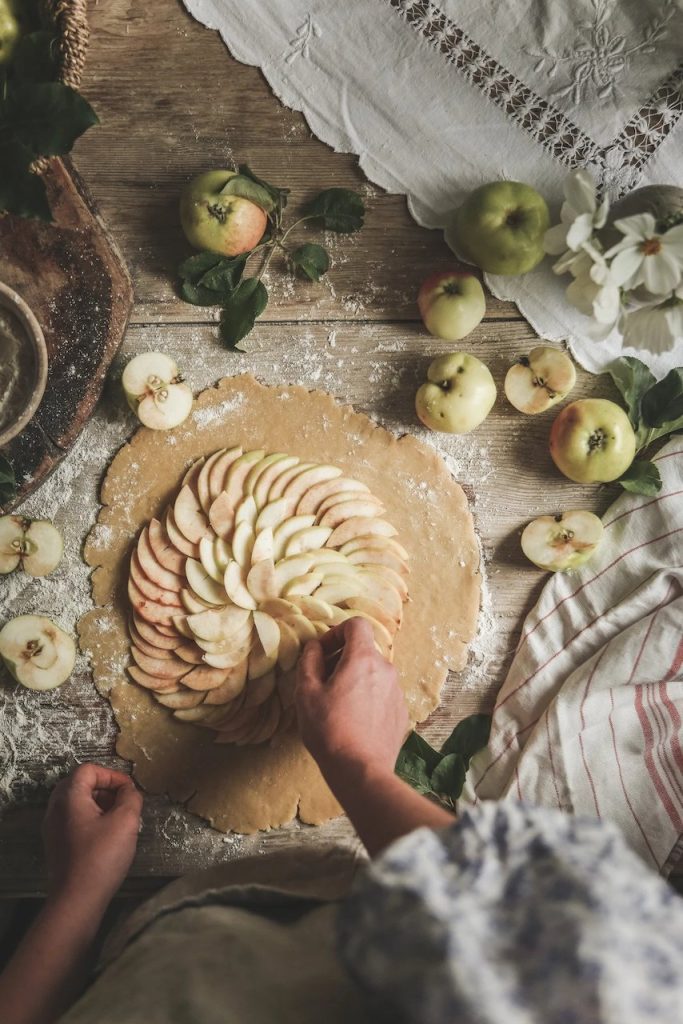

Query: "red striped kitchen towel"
(462, 440), (683, 875)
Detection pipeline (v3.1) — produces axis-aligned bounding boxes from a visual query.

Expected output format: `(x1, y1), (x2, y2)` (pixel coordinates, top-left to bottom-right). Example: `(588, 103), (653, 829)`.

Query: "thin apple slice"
(231, 522), (255, 568)
(521, 510), (604, 571)
(204, 638), (253, 669)
(317, 562), (358, 580)
(306, 549), (349, 567)
(223, 450), (266, 510)
(174, 484), (211, 545)
(172, 615), (195, 640)
(296, 476), (369, 515)
(224, 561), (257, 610)
(345, 610), (395, 651)
(282, 465), (342, 507)
(187, 605), (251, 643)
(284, 525), (333, 557)
(312, 622), (330, 636)
(137, 527), (182, 592)
(318, 498), (384, 529)
(214, 537), (231, 572)
(131, 647), (191, 679)
(133, 613), (182, 650)
(208, 492), (235, 540)
(255, 497), (292, 533)
(155, 689), (206, 709)
(327, 517), (398, 548)
(258, 598), (300, 619)
(317, 490), (379, 516)
(0, 516), (24, 573)
(186, 558), (227, 606)
(208, 446), (243, 501)
(272, 515), (316, 560)
(346, 596), (400, 633)
(358, 570), (405, 618)
(244, 452), (290, 495)
(273, 553), (315, 592)
(130, 552), (182, 607)
(196, 448), (227, 513)
(181, 665), (237, 691)
(174, 642), (205, 665)
(203, 660), (248, 705)
(214, 706), (263, 745)
(199, 536), (224, 583)
(280, 614), (317, 643)
(148, 517), (186, 574)
(288, 596), (335, 621)
(130, 627), (176, 660)
(248, 642), (277, 680)
(165, 510), (199, 559)
(340, 535), (410, 561)
(277, 620), (300, 671)
(315, 579), (365, 604)
(181, 456), (205, 489)
(267, 462), (315, 502)
(192, 620), (253, 654)
(244, 668), (277, 706)
(253, 455), (300, 507)
(234, 495), (258, 529)
(180, 589), (214, 614)
(201, 692), (247, 726)
(246, 558), (278, 602)
(251, 527), (274, 564)
(252, 610), (280, 659)
(245, 696), (282, 744)
(345, 546), (409, 576)
(128, 578), (175, 626)
(128, 664), (180, 692)
(282, 572), (324, 597)
(361, 564), (409, 600)
(325, 606), (351, 626)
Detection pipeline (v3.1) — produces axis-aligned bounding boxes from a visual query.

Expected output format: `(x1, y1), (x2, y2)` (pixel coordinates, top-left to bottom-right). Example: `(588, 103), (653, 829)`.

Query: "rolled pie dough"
(79, 376), (480, 833)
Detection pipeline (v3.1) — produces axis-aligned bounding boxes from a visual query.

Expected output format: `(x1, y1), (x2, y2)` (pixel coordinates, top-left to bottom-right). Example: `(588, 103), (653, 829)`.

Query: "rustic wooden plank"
(0, 159), (134, 511)
(71, 0), (523, 324)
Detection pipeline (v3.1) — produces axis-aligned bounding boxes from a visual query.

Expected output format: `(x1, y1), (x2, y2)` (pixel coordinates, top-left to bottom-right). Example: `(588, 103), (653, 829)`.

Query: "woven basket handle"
(43, 0), (90, 90)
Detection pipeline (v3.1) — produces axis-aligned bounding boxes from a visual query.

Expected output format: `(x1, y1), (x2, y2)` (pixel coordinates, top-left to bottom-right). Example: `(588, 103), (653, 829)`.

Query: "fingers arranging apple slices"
(0, 516), (63, 577)
(505, 346), (576, 415)
(125, 447), (410, 745)
(123, 352), (193, 430)
(521, 510), (604, 572)
(0, 615), (76, 690)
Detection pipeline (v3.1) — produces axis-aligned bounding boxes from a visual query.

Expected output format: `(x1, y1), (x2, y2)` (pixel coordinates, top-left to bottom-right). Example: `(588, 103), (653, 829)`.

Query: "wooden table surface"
(0, 0), (621, 895)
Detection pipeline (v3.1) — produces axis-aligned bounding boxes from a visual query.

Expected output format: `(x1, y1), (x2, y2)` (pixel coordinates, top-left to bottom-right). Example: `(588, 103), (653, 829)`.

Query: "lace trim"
(388, 0), (683, 197)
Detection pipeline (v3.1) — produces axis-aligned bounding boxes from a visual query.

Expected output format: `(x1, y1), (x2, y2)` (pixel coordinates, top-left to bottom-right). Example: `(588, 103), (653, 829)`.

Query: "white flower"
(565, 250), (621, 338)
(621, 289), (683, 354)
(544, 169), (610, 265)
(604, 213), (683, 295)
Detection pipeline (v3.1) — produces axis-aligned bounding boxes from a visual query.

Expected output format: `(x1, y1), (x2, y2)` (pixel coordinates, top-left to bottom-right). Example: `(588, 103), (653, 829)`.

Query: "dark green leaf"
(291, 242), (329, 281)
(178, 253), (247, 306)
(440, 713), (491, 767)
(178, 251), (224, 283)
(220, 278), (268, 349)
(0, 455), (17, 505)
(395, 751), (433, 794)
(0, 142), (51, 220)
(619, 460), (662, 496)
(198, 254), (247, 295)
(641, 368), (683, 428)
(400, 731), (443, 774)
(430, 753), (466, 800)
(13, 31), (59, 81)
(179, 281), (221, 306)
(238, 164), (290, 216)
(303, 188), (365, 232)
(606, 357), (656, 428)
(219, 174), (276, 213)
(3, 82), (98, 157)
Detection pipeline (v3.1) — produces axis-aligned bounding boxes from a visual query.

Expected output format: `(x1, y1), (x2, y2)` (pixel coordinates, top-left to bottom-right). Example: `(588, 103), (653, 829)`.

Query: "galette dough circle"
(79, 375), (481, 833)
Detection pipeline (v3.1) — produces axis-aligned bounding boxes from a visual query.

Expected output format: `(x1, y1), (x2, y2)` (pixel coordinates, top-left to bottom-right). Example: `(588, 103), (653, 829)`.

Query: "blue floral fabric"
(338, 802), (683, 1023)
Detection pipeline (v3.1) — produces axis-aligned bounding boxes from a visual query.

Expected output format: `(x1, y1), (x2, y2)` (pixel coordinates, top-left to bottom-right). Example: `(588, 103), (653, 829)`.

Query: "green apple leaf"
(178, 251), (225, 283)
(290, 242), (329, 281)
(430, 753), (467, 801)
(178, 252), (247, 305)
(2, 82), (99, 156)
(0, 455), (17, 506)
(440, 713), (491, 768)
(13, 31), (59, 81)
(0, 142), (51, 220)
(197, 254), (247, 295)
(641, 368), (683, 429)
(606, 356), (656, 428)
(400, 731), (443, 774)
(179, 281), (221, 306)
(219, 174), (276, 213)
(618, 460), (662, 496)
(220, 278), (268, 350)
(303, 188), (365, 233)
(395, 750), (433, 794)
(238, 164), (290, 217)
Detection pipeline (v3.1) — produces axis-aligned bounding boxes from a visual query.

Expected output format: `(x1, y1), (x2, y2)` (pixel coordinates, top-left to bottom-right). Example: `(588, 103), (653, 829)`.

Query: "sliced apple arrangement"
(122, 352), (193, 431)
(0, 615), (76, 690)
(0, 516), (63, 577)
(126, 448), (409, 746)
(521, 510), (604, 572)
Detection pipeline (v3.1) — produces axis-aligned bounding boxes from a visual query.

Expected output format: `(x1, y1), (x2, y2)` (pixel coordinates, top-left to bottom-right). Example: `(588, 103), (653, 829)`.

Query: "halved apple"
(0, 615), (76, 690)
(521, 510), (604, 572)
(505, 346), (576, 415)
(0, 516), (63, 577)
(122, 352), (193, 430)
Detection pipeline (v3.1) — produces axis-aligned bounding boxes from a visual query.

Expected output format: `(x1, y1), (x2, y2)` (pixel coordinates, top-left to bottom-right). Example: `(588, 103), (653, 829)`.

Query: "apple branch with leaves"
(178, 165), (365, 349)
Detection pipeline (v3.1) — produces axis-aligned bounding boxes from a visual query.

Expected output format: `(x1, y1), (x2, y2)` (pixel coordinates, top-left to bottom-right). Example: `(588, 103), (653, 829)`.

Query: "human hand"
(42, 764), (143, 910)
(295, 618), (409, 784)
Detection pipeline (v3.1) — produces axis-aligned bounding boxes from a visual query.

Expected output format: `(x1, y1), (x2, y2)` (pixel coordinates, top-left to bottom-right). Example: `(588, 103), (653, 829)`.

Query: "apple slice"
(181, 456), (204, 489)
(357, 570), (404, 618)
(208, 447), (243, 501)
(307, 549), (349, 567)
(187, 605), (251, 643)
(318, 498), (384, 529)
(131, 647), (191, 680)
(214, 537), (231, 572)
(132, 613), (182, 650)
(130, 552), (182, 607)
(253, 456), (300, 507)
(192, 620), (253, 654)
(172, 615), (195, 640)
(244, 452), (290, 495)
(296, 476), (369, 516)
(340, 536), (410, 561)
(231, 522), (255, 568)
(258, 598), (300, 619)
(282, 572), (324, 597)
(155, 689), (206, 709)
(0, 615), (76, 691)
(282, 465), (342, 507)
(272, 515), (316, 560)
(174, 642), (205, 665)
(196, 449), (227, 513)
(327, 517), (397, 549)
(315, 579), (365, 604)
(148, 517), (186, 574)
(251, 527), (274, 564)
(255, 497), (292, 533)
(234, 495), (258, 529)
(284, 525), (333, 557)
(181, 665), (238, 691)
(246, 558), (278, 602)
(361, 563), (409, 600)
(223, 450), (266, 510)
(345, 545), (409, 576)
(267, 462), (316, 502)
(224, 561), (257, 610)
(345, 610), (395, 651)
(277, 620), (300, 671)
(208, 493), (235, 541)
(246, 694), (282, 743)
(346, 596), (400, 634)
(214, 706), (263, 745)
(203, 660), (248, 705)
(165, 510), (199, 559)
(137, 527), (182, 592)
(0, 516), (64, 577)
(174, 485), (211, 545)
(317, 490), (379, 516)
(273, 553), (315, 592)
(127, 666), (179, 692)
(130, 627), (176, 660)
(204, 638), (253, 669)
(318, 561), (364, 581)
(279, 614), (317, 643)
(248, 642), (278, 680)
(199, 537), (224, 583)
(180, 589), (214, 614)
(185, 558), (227, 606)
(244, 669), (277, 708)
(128, 578), (175, 626)
(252, 610), (281, 659)
(505, 346), (576, 415)
(288, 596), (335, 621)
(122, 352), (193, 431)
(521, 510), (604, 572)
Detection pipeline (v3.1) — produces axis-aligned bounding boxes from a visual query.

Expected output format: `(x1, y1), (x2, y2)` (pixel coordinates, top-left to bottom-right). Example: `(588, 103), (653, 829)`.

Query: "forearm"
(0, 891), (107, 1024)
(322, 757), (455, 857)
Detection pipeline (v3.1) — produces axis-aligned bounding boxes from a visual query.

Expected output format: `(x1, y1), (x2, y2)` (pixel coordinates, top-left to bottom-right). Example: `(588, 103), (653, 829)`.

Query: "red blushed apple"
(417, 270), (486, 341)
(180, 170), (268, 257)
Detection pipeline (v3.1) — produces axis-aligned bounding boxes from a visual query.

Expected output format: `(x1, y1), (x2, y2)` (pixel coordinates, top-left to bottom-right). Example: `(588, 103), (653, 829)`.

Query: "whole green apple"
(0, 0), (22, 66)
(180, 170), (268, 257)
(550, 399), (636, 483)
(416, 352), (496, 434)
(417, 270), (486, 341)
(452, 181), (550, 275)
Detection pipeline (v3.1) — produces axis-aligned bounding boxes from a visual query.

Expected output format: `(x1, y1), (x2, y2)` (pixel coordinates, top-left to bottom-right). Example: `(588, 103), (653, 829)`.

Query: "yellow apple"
(415, 353), (496, 434)
(550, 399), (636, 483)
(417, 270), (486, 341)
(180, 170), (268, 256)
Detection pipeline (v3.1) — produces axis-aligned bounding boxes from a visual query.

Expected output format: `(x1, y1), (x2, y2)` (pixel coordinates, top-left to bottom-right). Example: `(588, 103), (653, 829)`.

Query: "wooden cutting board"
(0, 157), (133, 511)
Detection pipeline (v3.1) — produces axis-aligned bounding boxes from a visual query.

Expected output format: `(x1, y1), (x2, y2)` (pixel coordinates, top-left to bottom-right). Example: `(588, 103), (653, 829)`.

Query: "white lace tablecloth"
(182, 0), (683, 377)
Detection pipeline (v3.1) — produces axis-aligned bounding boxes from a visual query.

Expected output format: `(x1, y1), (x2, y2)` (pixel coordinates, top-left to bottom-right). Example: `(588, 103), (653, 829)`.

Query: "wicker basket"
(32, 0), (90, 174)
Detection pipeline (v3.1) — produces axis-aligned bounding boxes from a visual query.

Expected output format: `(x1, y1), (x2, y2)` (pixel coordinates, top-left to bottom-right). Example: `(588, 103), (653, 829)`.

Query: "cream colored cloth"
(463, 440), (683, 874)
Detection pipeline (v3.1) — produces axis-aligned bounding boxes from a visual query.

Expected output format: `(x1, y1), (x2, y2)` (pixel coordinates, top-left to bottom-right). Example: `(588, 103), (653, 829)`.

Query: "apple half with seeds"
(505, 346), (576, 415)
(521, 510), (604, 572)
(122, 352), (193, 430)
(0, 615), (76, 690)
(0, 516), (63, 577)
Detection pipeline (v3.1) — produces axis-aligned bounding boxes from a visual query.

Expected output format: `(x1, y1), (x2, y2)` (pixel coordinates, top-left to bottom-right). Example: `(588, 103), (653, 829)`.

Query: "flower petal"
(609, 246), (643, 288)
(612, 212), (656, 240)
(544, 222), (570, 255)
(563, 170), (597, 216)
(565, 213), (595, 251)
(622, 306), (676, 354)
(641, 249), (682, 295)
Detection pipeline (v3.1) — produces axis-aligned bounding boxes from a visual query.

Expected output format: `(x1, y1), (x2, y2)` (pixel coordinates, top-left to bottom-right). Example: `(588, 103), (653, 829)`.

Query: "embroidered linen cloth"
(181, 0), (683, 376)
(462, 440), (683, 875)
